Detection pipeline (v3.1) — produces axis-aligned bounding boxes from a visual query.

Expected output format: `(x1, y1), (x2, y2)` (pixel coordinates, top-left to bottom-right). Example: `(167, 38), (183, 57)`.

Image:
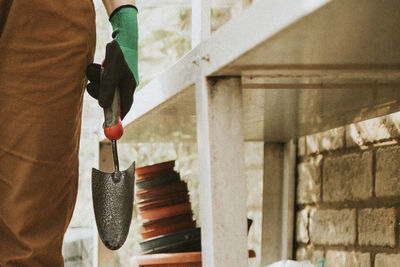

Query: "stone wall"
(295, 112), (400, 267)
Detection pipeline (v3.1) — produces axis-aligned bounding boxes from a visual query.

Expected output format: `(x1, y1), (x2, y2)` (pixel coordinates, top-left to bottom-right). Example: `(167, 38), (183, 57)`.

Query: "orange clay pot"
(141, 220), (196, 239)
(140, 202), (192, 224)
(136, 161), (175, 177)
(137, 192), (189, 211)
(136, 169), (175, 183)
(136, 181), (188, 201)
(132, 252), (202, 267)
(131, 250), (256, 267)
(142, 214), (194, 232)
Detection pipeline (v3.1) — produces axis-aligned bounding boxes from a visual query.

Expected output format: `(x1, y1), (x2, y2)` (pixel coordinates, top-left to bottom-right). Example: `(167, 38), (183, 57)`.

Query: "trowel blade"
(92, 161), (135, 250)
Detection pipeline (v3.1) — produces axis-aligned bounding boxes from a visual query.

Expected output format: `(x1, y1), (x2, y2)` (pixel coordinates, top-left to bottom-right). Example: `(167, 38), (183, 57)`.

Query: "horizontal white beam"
(241, 69), (400, 89)
(202, 0), (331, 75)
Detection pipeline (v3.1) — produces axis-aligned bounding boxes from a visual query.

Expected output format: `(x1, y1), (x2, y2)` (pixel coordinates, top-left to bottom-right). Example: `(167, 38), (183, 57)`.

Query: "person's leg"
(0, 0), (96, 266)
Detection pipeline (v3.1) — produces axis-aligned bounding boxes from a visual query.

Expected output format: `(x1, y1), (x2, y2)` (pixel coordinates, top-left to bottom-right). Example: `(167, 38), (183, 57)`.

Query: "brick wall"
(295, 113), (400, 267)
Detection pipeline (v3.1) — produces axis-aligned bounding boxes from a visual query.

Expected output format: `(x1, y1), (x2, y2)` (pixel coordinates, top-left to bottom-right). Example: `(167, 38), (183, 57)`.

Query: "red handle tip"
(104, 121), (123, 140)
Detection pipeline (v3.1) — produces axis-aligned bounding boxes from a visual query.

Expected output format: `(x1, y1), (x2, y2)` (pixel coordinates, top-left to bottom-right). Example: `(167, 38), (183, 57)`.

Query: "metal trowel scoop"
(92, 89), (135, 250)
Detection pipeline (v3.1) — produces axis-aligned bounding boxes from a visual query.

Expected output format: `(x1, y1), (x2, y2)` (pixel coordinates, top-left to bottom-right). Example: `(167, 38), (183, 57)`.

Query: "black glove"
(86, 40), (137, 120)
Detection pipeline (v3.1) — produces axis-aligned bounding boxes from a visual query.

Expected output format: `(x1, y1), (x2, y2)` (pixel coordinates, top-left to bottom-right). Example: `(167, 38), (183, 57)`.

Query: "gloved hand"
(86, 5), (139, 120)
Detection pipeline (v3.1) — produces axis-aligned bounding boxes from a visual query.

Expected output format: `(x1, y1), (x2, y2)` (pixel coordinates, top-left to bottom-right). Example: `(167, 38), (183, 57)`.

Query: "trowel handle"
(103, 89), (123, 141)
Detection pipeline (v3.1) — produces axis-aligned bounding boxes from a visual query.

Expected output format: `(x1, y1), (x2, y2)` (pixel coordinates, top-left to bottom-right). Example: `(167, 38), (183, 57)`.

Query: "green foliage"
(211, 8), (232, 32)
(139, 8), (191, 60)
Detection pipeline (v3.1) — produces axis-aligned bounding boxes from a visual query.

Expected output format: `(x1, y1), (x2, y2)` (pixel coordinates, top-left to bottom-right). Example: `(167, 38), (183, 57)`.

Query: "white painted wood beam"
(281, 140), (296, 260)
(195, 77), (248, 267)
(260, 140), (296, 265)
(192, 0), (211, 48)
(260, 143), (284, 266)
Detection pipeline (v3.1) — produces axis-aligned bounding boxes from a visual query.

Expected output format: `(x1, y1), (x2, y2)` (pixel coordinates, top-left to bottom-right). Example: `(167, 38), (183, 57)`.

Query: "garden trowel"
(92, 89), (135, 250)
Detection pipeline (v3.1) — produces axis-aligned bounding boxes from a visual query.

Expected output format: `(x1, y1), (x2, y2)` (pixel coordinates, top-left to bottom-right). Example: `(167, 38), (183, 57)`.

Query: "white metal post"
(192, 0), (211, 48)
(195, 77), (248, 267)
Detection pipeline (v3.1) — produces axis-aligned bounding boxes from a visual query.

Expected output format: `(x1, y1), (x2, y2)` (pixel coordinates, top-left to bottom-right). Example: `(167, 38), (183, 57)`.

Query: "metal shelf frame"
(98, 0), (400, 265)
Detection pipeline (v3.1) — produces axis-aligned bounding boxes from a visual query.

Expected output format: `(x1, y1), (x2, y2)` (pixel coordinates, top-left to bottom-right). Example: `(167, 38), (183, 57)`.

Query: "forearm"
(102, 0), (136, 16)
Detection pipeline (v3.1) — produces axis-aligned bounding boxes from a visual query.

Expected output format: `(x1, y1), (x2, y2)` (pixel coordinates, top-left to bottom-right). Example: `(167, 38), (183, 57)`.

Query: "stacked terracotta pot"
(135, 160), (201, 254)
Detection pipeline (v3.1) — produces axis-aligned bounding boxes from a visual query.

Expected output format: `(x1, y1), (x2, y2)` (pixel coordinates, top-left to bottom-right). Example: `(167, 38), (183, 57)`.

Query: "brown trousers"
(0, 1), (96, 266)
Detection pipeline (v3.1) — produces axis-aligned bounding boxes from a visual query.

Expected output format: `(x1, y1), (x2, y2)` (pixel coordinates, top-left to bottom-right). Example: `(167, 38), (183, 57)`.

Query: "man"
(0, 0), (138, 265)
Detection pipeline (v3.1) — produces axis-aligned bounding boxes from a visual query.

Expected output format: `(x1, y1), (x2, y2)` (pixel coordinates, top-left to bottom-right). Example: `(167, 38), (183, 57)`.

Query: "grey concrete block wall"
(296, 209), (309, 244)
(376, 146), (400, 197)
(296, 247), (324, 264)
(306, 127), (345, 154)
(295, 112), (400, 267)
(358, 208), (396, 247)
(325, 251), (370, 267)
(297, 156), (322, 204)
(345, 114), (400, 147)
(309, 209), (356, 246)
(375, 253), (400, 266)
(323, 152), (373, 202)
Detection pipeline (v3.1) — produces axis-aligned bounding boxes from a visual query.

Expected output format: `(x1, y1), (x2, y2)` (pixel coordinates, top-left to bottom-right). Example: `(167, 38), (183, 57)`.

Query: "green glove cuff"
(110, 6), (139, 86)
